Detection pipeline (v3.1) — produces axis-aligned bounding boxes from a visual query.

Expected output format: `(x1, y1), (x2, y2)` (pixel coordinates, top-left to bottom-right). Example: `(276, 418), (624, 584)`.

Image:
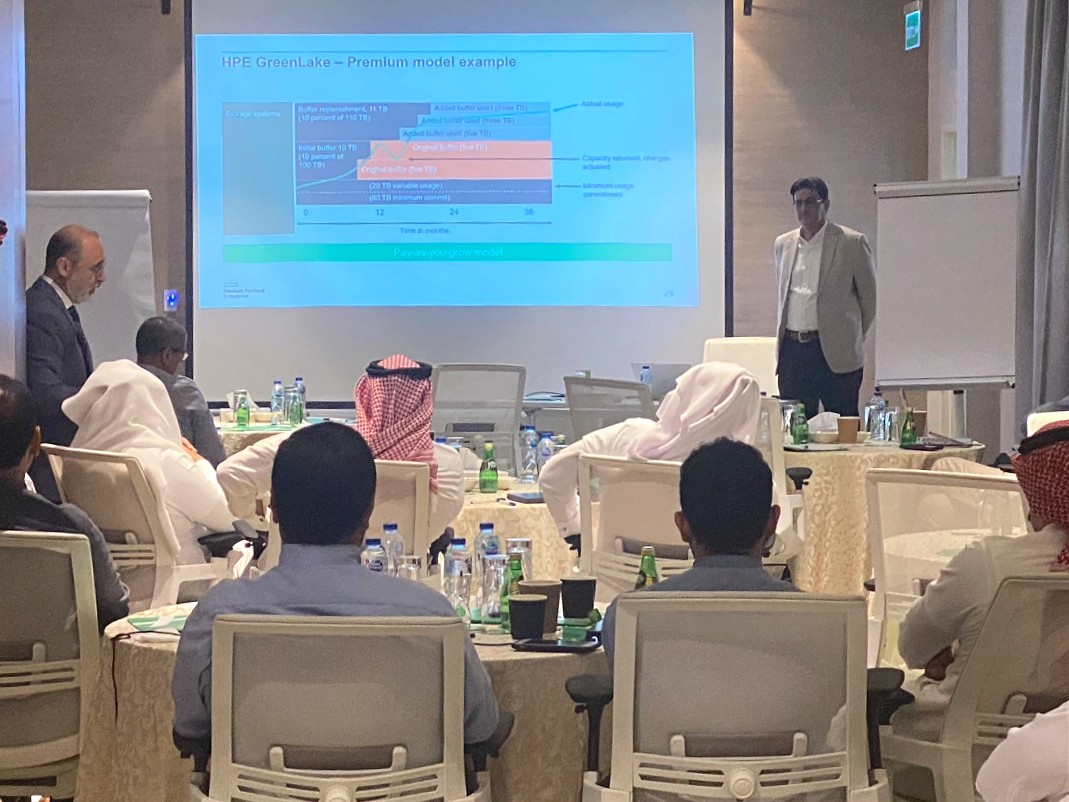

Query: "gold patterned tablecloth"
(76, 616), (605, 802)
(455, 491), (577, 581)
(785, 444), (984, 595)
(217, 424), (297, 458)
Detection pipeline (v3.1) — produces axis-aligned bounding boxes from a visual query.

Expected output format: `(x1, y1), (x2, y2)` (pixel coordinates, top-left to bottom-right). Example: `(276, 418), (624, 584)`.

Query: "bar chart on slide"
(294, 102), (554, 207)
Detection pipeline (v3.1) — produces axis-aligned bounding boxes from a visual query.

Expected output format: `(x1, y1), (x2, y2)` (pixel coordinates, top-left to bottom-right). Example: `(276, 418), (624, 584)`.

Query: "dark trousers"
(778, 337), (863, 418)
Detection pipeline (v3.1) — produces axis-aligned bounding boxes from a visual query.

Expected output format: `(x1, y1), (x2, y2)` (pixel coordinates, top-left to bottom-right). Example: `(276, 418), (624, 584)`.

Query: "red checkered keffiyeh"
(354, 354), (438, 492)
(1012, 419), (1069, 571)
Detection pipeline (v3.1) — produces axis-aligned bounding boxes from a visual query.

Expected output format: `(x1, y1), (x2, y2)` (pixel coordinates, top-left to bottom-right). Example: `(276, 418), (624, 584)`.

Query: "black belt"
(786, 329), (820, 343)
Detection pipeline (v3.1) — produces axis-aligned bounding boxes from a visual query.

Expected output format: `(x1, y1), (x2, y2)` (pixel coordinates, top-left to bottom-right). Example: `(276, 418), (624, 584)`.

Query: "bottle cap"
(479, 522), (494, 532)
(365, 538), (381, 546)
(450, 537), (466, 546)
(538, 431), (554, 438)
(383, 523), (398, 532)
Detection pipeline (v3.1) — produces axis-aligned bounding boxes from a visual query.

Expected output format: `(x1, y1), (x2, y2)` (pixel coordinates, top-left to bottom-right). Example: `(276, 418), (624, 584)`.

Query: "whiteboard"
(26, 191), (158, 366)
(874, 177), (1018, 387)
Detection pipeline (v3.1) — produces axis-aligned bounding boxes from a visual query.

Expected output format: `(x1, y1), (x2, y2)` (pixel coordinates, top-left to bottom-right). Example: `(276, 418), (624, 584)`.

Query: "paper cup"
(561, 575), (597, 619)
(508, 594), (547, 641)
(837, 416), (860, 444)
(519, 579), (562, 635)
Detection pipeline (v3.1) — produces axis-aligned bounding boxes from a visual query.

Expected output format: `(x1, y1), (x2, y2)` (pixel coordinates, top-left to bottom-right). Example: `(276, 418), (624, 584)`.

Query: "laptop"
(630, 362), (692, 401)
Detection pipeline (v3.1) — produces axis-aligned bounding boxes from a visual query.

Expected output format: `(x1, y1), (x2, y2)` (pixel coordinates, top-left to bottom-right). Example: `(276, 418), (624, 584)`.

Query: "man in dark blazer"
(25, 225), (107, 499)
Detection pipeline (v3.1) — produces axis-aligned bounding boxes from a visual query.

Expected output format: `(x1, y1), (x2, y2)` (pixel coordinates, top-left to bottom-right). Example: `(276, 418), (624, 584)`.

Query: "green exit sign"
(904, 2), (922, 50)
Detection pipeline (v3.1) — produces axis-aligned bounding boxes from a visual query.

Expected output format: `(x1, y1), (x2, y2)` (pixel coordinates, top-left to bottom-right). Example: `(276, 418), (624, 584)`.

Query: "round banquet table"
(76, 607), (607, 802)
(454, 489), (577, 581)
(784, 442), (985, 595)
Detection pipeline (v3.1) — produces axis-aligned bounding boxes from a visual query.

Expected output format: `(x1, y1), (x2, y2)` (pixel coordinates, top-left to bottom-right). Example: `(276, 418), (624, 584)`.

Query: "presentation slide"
(194, 33), (697, 308)
(190, 0), (727, 400)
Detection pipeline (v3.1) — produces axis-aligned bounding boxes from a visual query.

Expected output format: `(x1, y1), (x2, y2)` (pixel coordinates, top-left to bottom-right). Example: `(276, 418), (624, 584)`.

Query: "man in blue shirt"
(601, 438), (798, 668)
(171, 422), (500, 757)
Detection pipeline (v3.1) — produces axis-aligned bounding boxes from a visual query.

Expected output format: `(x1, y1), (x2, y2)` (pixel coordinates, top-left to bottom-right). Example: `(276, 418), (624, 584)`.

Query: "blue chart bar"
(294, 101), (554, 206)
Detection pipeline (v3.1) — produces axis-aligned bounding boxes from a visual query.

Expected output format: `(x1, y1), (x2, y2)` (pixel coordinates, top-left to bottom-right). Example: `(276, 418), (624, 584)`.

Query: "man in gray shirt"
(136, 316), (226, 466)
(601, 438), (799, 668)
(171, 422), (500, 759)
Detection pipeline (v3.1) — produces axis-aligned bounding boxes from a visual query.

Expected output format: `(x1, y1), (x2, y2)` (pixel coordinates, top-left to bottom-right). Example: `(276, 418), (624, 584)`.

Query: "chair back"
(43, 444), (179, 609)
(1026, 410), (1069, 436)
(0, 532), (99, 771)
(943, 576), (1069, 762)
(703, 336), (779, 395)
(261, 459), (433, 572)
(431, 363), (526, 473)
(564, 377), (656, 440)
(754, 397), (805, 563)
(577, 454), (688, 601)
(209, 615), (468, 802)
(866, 468), (1027, 668)
(610, 592), (869, 800)
(369, 460), (432, 560)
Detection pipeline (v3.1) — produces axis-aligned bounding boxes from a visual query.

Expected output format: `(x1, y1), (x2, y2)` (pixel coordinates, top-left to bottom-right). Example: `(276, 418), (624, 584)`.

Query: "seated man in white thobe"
(976, 698), (1069, 801)
(171, 422), (499, 764)
(217, 356), (463, 538)
(893, 420), (1069, 742)
(539, 362), (762, 552)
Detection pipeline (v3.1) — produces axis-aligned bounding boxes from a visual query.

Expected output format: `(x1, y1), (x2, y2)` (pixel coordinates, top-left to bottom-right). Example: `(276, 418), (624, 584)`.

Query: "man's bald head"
(43, 225), (106, 304)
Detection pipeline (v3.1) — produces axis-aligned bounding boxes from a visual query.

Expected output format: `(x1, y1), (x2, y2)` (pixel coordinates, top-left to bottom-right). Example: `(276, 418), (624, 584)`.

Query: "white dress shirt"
(785, 224), (826, 332)
(217, 432), (464, 537)
(42, 274), (74, 309)
(976, 699), (1069, 801)
(892, 524), (1069, 742)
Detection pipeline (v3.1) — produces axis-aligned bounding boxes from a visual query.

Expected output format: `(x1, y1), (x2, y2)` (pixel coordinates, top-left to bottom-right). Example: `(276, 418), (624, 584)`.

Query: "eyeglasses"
(792, 197), (825, 209)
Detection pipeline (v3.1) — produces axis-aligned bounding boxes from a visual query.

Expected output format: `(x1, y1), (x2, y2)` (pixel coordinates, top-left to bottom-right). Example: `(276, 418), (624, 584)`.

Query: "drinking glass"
(396, 555), (423, 582)
(884, 407), (902, 442)
(481, 555), (509, 624)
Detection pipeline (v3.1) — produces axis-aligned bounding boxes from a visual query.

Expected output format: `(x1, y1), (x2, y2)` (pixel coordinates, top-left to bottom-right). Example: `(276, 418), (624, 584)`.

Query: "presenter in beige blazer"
(775, 177), (876, 417)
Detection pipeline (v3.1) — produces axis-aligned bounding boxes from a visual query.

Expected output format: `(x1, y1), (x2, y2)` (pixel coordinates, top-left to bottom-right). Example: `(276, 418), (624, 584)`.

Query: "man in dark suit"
(25, 225), (107, 499)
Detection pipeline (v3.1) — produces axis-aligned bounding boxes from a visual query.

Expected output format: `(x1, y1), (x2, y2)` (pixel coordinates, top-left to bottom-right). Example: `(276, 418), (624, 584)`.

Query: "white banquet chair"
(584, 592), (888, 801)
(0, 531), (99, 800)
(43, 444), (242, 610)
(865, 467), (1027, 669)
(1026, 410), (1069, 436)
(564, 376), (656, 440)
(431, 364), (526, 474)
(880, 576), (1069, 802)
(192, 614), (494, 802)
(703, 336), (779, 396)
(578, 445), (808, 603)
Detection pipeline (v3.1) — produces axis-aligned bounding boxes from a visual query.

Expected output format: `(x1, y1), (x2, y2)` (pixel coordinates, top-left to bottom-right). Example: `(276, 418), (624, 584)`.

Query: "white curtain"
(1017, 0), (1069, 424)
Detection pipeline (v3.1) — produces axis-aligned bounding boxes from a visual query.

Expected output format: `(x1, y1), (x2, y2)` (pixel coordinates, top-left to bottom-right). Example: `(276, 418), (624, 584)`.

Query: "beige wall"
(732, 0), (929, 337)
(24, 0), (184, 301)
(24, 0), (928, 345)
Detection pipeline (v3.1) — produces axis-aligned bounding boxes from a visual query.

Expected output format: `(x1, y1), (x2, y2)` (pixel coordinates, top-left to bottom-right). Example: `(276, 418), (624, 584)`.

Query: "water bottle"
(474, 522), (501, 613)
(270, 380), (284, 425)
(294, 377), (307, 421)
(536, 432), (555, 475)
(381, 523), (404, 576)
(361, 537), (387, 573)
(866, 387), (888, 441)
(234, 389), (251, 427)
(443, 537), (471, 618)
(519, 426), (539, 484)
(639, 364), (652, 389)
